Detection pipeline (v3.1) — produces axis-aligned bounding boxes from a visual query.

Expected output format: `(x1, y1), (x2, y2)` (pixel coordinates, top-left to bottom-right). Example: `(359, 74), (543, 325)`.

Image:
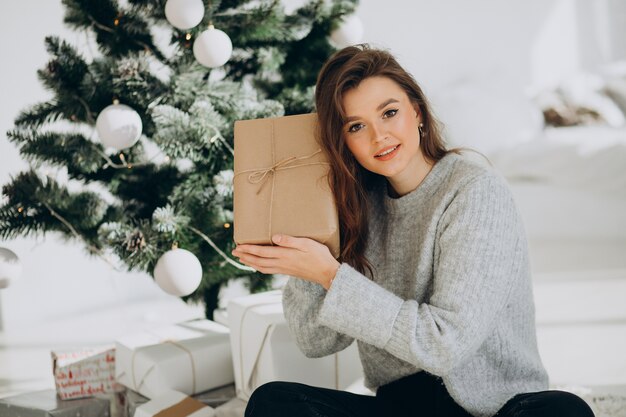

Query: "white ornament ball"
(165, 0), (205, 30)
(0, 247), (22, 289)
(96, 104), (143, 151)
(193, 27), (233, 68)
(330, 14), (364, 48)
(154, 248), (202, 296)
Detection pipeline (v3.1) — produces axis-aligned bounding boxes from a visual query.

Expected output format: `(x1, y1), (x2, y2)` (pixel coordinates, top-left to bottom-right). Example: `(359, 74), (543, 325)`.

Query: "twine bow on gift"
(234, 146), (332, 244)
(236, 149), (328, 195)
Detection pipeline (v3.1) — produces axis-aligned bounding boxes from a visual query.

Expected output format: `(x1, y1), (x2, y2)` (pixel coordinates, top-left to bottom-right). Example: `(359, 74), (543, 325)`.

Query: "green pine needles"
(1, 0), (358, 318)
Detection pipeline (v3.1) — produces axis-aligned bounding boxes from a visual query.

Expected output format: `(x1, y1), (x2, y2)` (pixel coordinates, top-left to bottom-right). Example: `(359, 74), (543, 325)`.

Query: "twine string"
(119, 337), (198, 395)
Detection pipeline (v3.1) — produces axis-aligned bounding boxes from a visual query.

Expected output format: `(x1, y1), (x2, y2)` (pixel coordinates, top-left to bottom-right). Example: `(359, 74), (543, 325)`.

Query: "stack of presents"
(0, 114), (362, 417)
(0, 290), (364, 417)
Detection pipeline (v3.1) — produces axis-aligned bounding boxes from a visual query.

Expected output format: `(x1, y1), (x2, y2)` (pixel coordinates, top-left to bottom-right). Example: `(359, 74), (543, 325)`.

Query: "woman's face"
(341, 76), (425, 183)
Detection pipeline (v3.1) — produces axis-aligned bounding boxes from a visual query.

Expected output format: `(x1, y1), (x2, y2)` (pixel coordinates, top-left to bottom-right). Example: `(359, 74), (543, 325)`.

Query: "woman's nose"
(369, 121), (387, 143)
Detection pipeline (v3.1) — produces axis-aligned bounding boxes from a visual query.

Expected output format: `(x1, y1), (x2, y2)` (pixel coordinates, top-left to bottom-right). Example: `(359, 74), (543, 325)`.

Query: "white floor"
(0, 269), (625, 401)
(533, 269), (626, 388)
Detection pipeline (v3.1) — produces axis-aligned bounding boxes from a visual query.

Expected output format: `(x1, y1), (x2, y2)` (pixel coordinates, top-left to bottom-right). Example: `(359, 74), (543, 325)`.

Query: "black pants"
(244, 371), (595, 417)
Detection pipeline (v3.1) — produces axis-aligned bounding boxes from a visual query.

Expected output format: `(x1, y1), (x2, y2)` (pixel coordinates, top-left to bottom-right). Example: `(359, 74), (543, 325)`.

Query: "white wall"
(358, 0), (619, 92)
(1, 0), (623, 330)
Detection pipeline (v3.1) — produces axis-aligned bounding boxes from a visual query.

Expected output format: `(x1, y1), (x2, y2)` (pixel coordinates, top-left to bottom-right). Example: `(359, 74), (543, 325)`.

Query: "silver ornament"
(154, 248), (202, 296)
(193, 26), (233, 68)
(96, 103), (143, 151)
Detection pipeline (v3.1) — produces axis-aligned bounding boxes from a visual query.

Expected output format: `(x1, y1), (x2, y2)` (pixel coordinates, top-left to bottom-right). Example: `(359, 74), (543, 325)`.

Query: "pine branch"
(99, 219), (167, 272)
(216, 0), (293, 45)
(0, 205), (49, 240)
(15, 37), (98, 126)
(110, 54), (169, 121)
(0, 171), (106, 242)
(62, 0), (167, 61)
(108, 164), (184, 220)
(126, 0), (168, 21)
(39, 36), (91, 93)
(215, 0), (257, 13)
(6, 129), (109, 181)
(150, 100), (235, 164)
(14, 101), (67, 128)
(14, 37), (98, 126)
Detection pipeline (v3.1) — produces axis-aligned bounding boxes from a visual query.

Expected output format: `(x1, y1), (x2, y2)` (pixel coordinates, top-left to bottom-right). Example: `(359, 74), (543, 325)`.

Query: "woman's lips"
(374, 144), (400, 161)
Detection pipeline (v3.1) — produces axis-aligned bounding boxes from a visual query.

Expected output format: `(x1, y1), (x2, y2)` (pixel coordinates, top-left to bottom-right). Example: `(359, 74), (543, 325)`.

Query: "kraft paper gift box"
(233, 113), (340, 258)
(51, 344), (119, 400)
(134, 390), (215, 417)
(227, 290), (363, 401)
(116, 319), (234, 399)
(0, 389), (110, 417)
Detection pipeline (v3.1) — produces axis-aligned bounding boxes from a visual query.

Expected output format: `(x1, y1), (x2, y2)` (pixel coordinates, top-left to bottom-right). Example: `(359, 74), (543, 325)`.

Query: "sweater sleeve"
(282, 275), (355, 358)
(317, 175), (524, 375)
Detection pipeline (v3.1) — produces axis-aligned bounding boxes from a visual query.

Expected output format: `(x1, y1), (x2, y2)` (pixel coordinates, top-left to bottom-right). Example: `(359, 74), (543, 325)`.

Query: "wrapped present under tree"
(52, 345), (119, 400)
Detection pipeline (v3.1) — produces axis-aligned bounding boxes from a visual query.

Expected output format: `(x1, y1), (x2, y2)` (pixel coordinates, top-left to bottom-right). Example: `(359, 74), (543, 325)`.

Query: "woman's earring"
(418, 123), (424, 138)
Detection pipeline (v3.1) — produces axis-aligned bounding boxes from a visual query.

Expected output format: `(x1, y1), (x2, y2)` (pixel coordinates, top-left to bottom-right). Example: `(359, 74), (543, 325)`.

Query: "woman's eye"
(384, 109), (398, 118)
(348, 123), (363, 133)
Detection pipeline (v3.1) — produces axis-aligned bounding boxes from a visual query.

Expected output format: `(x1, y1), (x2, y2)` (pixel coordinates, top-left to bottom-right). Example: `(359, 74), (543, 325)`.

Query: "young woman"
(231, 44), (594, 417)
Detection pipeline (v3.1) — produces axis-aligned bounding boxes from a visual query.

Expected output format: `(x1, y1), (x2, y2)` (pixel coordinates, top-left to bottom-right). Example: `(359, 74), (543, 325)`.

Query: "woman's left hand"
(232, 235), (341, 290)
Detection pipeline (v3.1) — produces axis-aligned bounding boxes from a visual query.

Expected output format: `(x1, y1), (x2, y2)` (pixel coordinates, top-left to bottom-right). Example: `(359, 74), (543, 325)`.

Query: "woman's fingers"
(233, 244), (286, 258)
(271, 235), (309, 251)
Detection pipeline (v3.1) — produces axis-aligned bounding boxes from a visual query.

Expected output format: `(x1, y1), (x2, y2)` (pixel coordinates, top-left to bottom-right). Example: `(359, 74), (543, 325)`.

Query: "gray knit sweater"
(282, 152), (549, 417)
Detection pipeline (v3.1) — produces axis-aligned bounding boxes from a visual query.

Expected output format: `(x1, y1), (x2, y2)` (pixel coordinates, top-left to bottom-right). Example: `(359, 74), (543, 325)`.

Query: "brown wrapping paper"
(153, 396), (206, 417)
(233, 113), (340, 258)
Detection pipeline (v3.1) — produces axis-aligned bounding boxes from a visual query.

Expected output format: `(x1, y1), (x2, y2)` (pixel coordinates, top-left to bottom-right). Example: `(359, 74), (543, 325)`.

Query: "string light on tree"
(95, 100), (143, 151)
(330, 14), (364, 48)
(193, 24), (233, 68)
(0, 247), (22, 289)
(165, 0), (205, 30)
(153, 244), (202, 296)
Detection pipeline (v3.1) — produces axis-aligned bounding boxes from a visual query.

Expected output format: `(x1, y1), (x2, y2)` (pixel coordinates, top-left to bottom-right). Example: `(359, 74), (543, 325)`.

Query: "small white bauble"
(154, 248), (202, 296)
(193, 26), (233, 68)
(165, 0), (205, 30)
(96, 103), (143, 151)
(330, 14), (364, 48)
(0, 247), (22, 289)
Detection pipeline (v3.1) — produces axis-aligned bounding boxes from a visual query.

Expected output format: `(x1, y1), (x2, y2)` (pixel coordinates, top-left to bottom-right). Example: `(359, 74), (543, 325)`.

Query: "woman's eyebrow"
(376, 98), (400, 110)
(344, 98), (400, 123)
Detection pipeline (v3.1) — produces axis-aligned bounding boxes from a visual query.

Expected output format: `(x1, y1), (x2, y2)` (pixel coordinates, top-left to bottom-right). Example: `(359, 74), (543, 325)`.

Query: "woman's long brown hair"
(315, 44), (468, 279)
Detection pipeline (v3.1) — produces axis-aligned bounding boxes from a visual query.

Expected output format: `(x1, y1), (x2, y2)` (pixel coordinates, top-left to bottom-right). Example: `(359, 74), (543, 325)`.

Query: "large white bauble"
(330, 14), (364, 48)
(96, 104), (143, 151)
(193, 27), (233, 68)
(165, 0), (205, 30)
(0, 247), (22, 289)
(154, 248), (202, 296)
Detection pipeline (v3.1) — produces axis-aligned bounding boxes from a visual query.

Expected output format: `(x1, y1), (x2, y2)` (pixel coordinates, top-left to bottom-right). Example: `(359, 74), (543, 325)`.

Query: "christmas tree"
(0, 0), (359, 319)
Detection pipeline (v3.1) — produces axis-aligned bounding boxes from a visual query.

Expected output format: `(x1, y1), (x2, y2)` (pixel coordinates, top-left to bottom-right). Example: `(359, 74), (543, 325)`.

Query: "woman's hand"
(232, 235), (341, 290)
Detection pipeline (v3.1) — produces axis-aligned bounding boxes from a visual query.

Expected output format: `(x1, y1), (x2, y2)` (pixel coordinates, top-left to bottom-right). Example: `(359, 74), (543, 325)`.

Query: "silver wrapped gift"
(0, 389), (110, 417)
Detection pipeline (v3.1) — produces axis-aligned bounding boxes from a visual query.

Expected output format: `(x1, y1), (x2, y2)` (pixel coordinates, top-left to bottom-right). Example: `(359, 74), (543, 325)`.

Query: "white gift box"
(51, 345), (119, 400)
(134, 390), (215, 417)
(116, 319), (235, 399)
(227, 290), (363, 401)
